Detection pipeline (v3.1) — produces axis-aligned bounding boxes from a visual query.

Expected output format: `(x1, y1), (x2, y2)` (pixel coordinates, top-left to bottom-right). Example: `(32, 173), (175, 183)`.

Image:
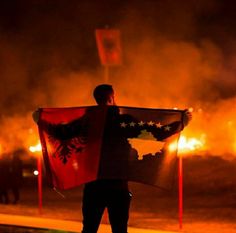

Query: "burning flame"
(27, 136), (205, 156)
(177, 135), (205, 153)
(169, 135), (205, 154)
(29, 141), (42, 153)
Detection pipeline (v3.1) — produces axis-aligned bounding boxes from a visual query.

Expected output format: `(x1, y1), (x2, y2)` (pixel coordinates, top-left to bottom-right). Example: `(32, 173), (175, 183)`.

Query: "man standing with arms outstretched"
(33, 84), (192, 233)
(82, 84), (192, 233)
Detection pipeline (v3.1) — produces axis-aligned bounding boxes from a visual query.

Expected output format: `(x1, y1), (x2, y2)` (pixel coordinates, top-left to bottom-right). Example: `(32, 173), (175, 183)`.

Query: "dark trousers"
(82, 187), (131, 233)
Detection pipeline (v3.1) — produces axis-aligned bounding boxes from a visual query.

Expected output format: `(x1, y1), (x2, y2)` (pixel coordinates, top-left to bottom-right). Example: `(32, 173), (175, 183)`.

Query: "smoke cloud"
(0, 0), (235, 157)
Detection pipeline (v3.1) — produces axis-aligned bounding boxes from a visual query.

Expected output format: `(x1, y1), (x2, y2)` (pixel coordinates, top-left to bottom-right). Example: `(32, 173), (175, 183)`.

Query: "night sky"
(0, 0), (236, 154)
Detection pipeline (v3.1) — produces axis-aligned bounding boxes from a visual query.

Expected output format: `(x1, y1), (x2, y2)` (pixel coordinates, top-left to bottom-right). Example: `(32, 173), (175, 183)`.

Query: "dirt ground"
(0, 155), (236, 233)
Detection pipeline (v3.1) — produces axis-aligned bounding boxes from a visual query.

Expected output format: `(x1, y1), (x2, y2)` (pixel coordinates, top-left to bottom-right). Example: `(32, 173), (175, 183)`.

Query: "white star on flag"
(147, 121), (155, 126)
(120, 122), (127, 128)
(129, 122), (136, 127)
(164, 125), (171, 131)
(138, 121), (145, 126)
(156, 122), (162, 128)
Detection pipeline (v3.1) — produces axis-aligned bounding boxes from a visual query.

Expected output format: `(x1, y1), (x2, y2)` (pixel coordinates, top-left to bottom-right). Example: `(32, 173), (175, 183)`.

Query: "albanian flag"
(37, 106), (184, 190)
(95, 29), (122, 66)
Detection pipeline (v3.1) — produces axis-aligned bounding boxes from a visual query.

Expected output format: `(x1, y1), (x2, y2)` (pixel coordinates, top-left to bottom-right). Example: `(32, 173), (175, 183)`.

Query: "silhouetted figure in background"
(0, 153), (10, 204)
(9, 150), (23, 204)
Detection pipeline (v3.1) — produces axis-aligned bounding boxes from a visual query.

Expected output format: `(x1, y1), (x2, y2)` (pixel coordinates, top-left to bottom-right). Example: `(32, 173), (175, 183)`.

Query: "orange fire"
(22, 106), (235, 158)
(29, 141), (42, 153)
(27, 135), (206, 156)
(176, 135), (206, 154)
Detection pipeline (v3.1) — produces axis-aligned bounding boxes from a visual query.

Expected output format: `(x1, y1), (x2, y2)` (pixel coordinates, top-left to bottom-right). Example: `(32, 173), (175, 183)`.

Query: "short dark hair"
(93, 84), (114, 104)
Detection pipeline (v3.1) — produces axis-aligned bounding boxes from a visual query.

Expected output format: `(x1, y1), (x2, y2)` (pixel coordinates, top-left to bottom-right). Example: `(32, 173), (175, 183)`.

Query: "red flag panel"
(38, 106), (107, 189)
(95, 29), (122, 66)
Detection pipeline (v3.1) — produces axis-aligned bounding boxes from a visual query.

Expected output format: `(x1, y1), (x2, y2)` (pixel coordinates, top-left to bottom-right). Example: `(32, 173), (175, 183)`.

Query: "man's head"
(93, 84), (115, 106)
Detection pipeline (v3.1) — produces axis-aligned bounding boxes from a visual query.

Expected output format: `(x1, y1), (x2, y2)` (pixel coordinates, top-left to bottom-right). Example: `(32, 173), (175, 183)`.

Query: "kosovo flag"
(37, 106), (184, 190)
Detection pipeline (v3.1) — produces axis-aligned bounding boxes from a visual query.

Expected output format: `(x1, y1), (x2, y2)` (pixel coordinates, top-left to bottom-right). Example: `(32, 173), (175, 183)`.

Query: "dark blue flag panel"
(97, 106), (184, 190)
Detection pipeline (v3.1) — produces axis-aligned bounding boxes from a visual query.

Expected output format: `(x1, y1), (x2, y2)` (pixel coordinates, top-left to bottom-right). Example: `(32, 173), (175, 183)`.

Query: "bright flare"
(169, 135), (205, 154)
(33, 170), (39, 176)
(178, 136), (204, 153)
(29, 142), (42, 153)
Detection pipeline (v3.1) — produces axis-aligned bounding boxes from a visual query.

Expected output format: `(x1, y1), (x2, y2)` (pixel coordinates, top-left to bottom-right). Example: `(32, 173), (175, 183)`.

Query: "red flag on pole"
(95, 29), (122, 66)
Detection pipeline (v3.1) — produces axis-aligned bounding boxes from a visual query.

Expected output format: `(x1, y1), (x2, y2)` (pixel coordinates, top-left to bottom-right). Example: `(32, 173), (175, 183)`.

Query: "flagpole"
(178, 153), (183, 230)
(37, 155), (43, 214)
